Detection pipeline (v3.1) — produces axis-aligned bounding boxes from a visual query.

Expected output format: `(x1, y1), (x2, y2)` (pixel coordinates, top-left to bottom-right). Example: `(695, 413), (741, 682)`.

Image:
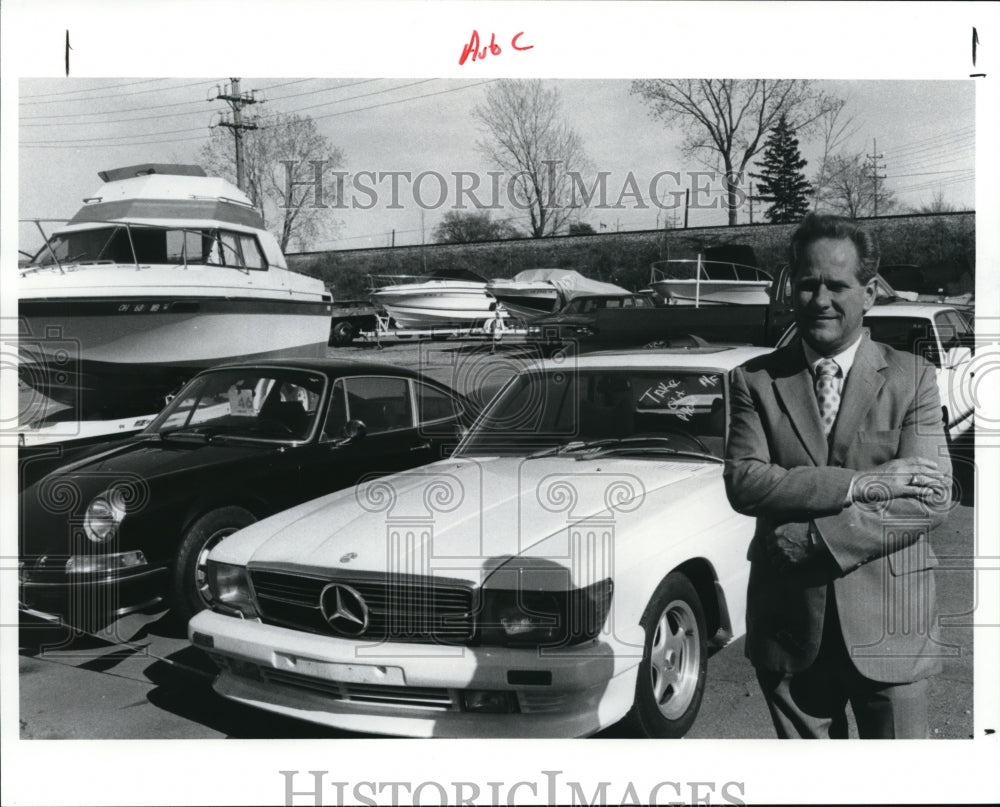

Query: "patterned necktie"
(815, 358), (841, 437)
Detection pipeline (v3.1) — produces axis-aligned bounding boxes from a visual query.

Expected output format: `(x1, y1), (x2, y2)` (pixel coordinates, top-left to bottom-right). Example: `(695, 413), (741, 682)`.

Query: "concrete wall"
(287, 211), (975, 299)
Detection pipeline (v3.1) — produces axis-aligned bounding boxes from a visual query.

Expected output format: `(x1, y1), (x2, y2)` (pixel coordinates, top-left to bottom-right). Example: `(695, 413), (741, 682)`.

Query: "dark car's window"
(321, 380), (349, 440)
(456, 369), (726, 458)
(864, 316), (939, 367)
(342, 376), (414, 435)
(145, 368), (325, 441)
(415, 381), (462, 424)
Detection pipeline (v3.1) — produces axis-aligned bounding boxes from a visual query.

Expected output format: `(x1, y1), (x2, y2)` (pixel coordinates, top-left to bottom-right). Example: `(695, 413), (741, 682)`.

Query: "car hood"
(41, 436), (274, 483)
(214, 455), (719, 586)
(20, 438), (277, 556)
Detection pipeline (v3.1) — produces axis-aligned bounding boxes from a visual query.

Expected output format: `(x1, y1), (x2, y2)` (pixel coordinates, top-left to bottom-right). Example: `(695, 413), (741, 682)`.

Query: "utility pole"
(211, 78), (259, 194)
(866, 138), (886, 218)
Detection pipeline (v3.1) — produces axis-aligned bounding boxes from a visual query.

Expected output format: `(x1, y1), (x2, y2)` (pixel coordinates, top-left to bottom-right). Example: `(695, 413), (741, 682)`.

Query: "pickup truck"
(525, 265), (799, 351)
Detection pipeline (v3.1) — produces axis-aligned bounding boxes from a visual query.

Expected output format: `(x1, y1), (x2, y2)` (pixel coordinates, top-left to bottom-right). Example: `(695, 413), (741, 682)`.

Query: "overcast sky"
(18, 77), (974, 254)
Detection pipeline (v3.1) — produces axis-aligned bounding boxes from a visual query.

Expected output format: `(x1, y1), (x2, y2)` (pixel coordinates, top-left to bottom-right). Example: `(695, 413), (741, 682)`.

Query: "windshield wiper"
(594, 444), (723, 463)
(527, 439), (626, 458)
(527, 436), (722, 463)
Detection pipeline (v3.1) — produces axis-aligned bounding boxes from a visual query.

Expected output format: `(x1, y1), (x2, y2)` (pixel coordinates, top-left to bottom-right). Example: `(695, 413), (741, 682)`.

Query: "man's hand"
(849, 456), (950, 504)
(765, 522), (814, 573)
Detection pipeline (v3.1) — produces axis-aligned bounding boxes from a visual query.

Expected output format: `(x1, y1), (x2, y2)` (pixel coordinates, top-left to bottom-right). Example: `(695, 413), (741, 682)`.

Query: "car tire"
(626, 572), (707, 738)
(331, 321), (356, 346)
(171, 506), (257, 623)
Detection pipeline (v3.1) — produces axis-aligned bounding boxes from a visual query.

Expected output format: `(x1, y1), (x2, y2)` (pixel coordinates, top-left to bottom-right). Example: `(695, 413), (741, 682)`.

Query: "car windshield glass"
(144, 368), (325, 442)
(455, 368), (727, 459)
(28, 226), (266, 270)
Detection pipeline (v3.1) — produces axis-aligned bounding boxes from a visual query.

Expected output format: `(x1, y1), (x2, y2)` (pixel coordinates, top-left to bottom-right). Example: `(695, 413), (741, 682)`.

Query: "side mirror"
(336, 419), (367, 445)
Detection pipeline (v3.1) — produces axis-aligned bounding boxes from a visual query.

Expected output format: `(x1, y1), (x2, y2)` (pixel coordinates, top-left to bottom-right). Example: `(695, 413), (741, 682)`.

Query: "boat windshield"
(455, 367), (727, 460)
(561, 295), (653, 313)
(143, 368), (326, 443)
(27, 225), (268, 270)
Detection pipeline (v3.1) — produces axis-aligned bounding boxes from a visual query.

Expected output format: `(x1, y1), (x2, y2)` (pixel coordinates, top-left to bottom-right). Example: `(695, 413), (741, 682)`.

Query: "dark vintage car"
(19, 359), (472, 630)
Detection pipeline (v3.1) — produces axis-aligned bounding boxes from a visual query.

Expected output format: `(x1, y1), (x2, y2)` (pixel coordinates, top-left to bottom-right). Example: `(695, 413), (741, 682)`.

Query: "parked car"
(19, 359), (472, 629)
(777, 301), (975, 442)
(190, 346), (771, 738)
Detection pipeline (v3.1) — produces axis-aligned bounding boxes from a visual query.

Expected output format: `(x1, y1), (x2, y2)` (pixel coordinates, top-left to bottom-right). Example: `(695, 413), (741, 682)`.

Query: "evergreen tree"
(750, 114), (812, 223)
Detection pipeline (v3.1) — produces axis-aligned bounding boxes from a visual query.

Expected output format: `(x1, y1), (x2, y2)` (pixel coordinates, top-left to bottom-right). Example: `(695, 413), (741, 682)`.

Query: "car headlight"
(83, 491), (128, 544)
(206, 561), (259, 618)
(573, 326), (595, 336)
(479, 578), (613, 647)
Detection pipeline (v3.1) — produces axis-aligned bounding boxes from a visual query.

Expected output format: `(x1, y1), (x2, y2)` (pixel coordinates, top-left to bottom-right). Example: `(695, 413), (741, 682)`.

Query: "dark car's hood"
(53, 436), (274, 480)
(20, 437), (279, 557)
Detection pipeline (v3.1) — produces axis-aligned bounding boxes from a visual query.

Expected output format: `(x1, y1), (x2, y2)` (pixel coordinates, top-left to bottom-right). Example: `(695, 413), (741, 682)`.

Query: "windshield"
(28, 225), (267, 270)
(562, 296), (652, 314)
(144, 368), (326, 442)
(455, 367), (727, 459)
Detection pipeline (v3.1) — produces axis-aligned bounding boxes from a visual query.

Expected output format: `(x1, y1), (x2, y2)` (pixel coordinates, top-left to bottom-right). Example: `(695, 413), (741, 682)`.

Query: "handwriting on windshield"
(637, 379), (694, 421)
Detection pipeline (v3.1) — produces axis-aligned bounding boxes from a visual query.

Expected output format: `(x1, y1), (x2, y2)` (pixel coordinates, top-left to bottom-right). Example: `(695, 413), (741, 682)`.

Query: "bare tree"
(473, 80), (590, 237)
(201, 109), (344, 252)
(914, 190), (957, 214)
(631, 79), (840, 225)
(811, 98), (861, 210)
(814, 152), (897, 218)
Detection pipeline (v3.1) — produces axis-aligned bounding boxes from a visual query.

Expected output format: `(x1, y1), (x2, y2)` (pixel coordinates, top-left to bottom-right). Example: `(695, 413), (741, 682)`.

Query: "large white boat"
(487, 268), (632, 320)
(369, 268), (496, 328)
(650, 250), (773, 307)
(18, 164), (333, 422)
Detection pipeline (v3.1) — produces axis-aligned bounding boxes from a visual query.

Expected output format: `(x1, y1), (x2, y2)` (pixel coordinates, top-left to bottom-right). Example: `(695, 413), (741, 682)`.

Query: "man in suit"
(724, 213), (953, 739)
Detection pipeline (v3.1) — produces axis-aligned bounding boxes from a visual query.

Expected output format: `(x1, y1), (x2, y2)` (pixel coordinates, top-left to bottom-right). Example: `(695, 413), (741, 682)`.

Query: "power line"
(21, 124), (213, 144)
(22, 134), (210, 149)
(21, 80), (494, 146)
(881, 125), (975, 157)
(17, 78), (172, 99)
(295, 79), (438, 114)
(889, 168), (975, 178)
(19, 78), (216, 105)
(20, 79), (385, 125)
(310, 80), (496, 121)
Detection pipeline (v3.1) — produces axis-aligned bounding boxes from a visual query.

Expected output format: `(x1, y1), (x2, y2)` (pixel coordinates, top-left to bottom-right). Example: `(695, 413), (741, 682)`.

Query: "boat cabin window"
(30, 226), (269, 270)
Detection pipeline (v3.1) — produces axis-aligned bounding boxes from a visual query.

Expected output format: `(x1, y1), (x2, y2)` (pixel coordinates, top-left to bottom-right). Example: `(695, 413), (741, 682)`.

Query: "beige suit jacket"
(725, 333), (952, 682)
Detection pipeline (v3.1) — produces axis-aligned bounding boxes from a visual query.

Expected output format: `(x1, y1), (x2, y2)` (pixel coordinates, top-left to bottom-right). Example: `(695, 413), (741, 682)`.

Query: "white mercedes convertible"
(189, 346), (769, 737)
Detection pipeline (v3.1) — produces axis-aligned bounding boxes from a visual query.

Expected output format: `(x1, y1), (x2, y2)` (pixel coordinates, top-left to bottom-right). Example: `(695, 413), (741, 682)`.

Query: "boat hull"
(18, 296), (331, 416)
(370, 283), (496, 328)
(486, 283), (561, 320)
(650, 280), (772, 306)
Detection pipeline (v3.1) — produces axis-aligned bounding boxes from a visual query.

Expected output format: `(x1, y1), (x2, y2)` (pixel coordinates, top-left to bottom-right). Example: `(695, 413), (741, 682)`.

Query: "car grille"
(260, 668), (458, 711)
(249, 568), (477, 643)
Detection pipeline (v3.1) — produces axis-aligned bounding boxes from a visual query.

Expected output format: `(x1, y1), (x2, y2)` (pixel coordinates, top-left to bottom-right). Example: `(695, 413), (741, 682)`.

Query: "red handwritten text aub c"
(459, 30), (533, 65)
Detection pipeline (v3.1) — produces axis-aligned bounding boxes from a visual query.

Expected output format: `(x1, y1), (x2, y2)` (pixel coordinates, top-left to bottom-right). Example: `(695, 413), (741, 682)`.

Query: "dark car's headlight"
(479, 579), (613, 647)
(83, 491), (127, 543)
(206, 561), (259, 618)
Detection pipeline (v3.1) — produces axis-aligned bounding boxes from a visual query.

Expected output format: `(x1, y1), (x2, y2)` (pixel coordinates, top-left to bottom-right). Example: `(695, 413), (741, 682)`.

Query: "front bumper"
(19, 559), (168, 627)
(190, 609), (640, 738)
